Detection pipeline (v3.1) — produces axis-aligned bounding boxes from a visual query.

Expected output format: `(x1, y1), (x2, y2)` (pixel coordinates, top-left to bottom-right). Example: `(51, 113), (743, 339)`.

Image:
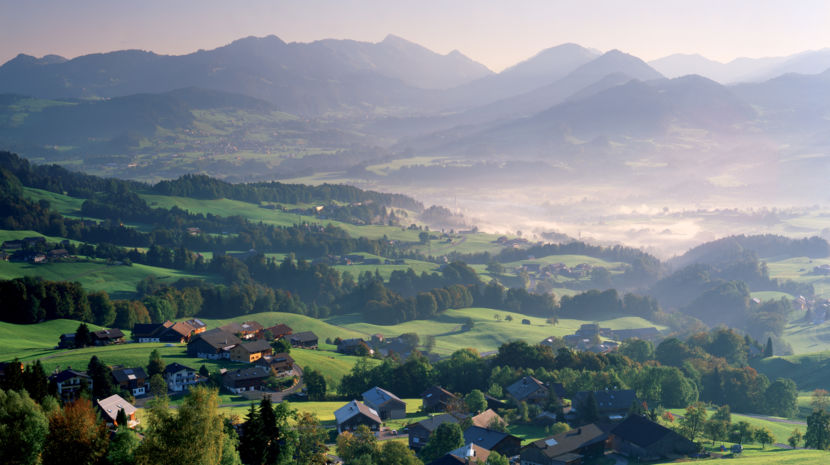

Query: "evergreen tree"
(116, 408), (129, 428)
(806, 409), (830, 450)
(419, 423), (464, 463)
(199, 364), (210, 378)
(0, 358), (24, 391)
(147, 349), (165, 377)
(75, 323), (91, 348)
(764, 337), (774, 358)
(579, 392), (599, 424)
(87, 356), (114, 400)
(239, 403), (263, 465)
(23, 359), (49, 403)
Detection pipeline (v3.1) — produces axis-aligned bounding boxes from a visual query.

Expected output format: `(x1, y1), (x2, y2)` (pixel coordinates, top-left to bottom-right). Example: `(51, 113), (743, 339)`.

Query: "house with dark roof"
(57, 333), (76, 349)
(334, 400), (382, 433)
(91, 328), (125, 346)
(49, 369), (92, 403)
(229, 340), (273, 363)
(257, 353), (295, 377)
(220, 321), (264, 340)
(506, 375), (550, 405)
(222, 366), (270, 394)
(163, 362), (198, 392)
(570, 390), (638, 422)
(132, 322), (173, 342)
(337, 338), (373, 356)
(187, 328), (243, 359)
(265, 323), (293, 340)
(520, 423), (608, 465)
(97, 394), (139, 429)
(462, 426), (521, 457)
(422, 385), (458, 412)
(610, 415), (699, 461)
(288, 331), (318, 349)
(111, 367), (149, 396)
(362, 386), (406, 420)
(408, 413), (460, 450)
(428, 443), (491, 465)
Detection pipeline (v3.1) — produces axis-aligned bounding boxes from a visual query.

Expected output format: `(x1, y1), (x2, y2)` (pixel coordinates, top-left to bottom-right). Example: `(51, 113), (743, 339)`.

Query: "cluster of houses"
(0, 236), (72, 263)
(553, 324), (661, 353)
(334, 376), (699, 465)
(58, 328), (127, 348)
(336, 333), (430, 360)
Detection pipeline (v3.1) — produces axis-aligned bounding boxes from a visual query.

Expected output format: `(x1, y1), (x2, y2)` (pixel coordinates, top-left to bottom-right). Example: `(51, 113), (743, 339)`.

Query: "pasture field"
(0, 319), (109, 362)
(329, 308), (663, 356)
(0, 258), (214, 299)
(667, 408), (800, 444)
(197, 312), (366, 343)
(764, 256), (830, 298)
(22, 187), (85, 216)
(0, 228), (78, 245)
(694, 445), (830, 464)
(751, 350), (830, 392)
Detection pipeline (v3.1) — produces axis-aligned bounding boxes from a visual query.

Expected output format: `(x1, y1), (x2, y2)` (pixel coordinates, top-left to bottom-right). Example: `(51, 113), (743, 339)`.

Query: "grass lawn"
(198, 312), (366, 343)
(0, 259), (215, 300)
(290, 349), (380, 393)
(667, 408), (801, 444)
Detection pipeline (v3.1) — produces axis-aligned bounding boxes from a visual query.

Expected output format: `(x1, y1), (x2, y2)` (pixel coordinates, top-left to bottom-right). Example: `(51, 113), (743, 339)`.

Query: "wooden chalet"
(334, 400), (382, 433)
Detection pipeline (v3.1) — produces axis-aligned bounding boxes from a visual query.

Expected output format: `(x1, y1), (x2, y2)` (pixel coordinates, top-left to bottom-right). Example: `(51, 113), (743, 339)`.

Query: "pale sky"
(1, 0), (829, 71)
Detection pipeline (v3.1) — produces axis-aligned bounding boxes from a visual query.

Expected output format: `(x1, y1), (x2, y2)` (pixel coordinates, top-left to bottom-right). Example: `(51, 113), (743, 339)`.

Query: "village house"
(220, 321), (264, 340)
(222, 366), (271, 394)
(610, 414), (699, 461)
(257, 353), (295, 377)
(421, 385), (458, 412)
(408, 413), (460, 450)
(520, 423), (608, 465)
(91, 328), (125, 346)
(49, 369), (92, 403)
(428, 443), (491, 465)
(163, 362), (199, 392)
(97, 394), (139, 429)
(570, 390), (638, 422)
(462, 426), (522, 457)
(362, 386), (406, 420)
(264, 323), (293, 340)
(187, 328), (243, 359)
(288, 331), (318, 349)
(338, 338), (373, 356)
(229, 340), (273, 363)
(111, 367), (149, 396)
(334, 400), (382, 433)
(131, 321), (176, 343)
(506, 376), (552, 406)
(470, 409), (506, 429)
(57, 333), (76, 349)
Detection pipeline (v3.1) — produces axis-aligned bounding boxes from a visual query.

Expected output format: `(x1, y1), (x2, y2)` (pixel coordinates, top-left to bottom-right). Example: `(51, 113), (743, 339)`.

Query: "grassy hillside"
(0, 319), (109, 361)
(197, 312), (366, 344)
(751, 351), (830, 392)
(782, 320), (830, 355)
(0, 258), (214, 299)
(329, 307), (663, 356)
(765, 256), (830, 298)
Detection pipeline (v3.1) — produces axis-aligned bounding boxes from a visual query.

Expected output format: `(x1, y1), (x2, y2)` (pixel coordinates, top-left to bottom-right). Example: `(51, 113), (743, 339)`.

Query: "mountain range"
(2, 34), (830, 186)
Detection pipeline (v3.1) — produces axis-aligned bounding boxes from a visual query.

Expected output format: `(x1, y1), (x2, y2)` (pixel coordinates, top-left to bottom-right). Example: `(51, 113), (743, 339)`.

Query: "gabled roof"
(97, 394), (137, 422)
(463, 426), (517, 451)
(448, 443), (491, 464)
(506, 376), (547, 401)
(92, 328), (125, 340)
(527, 423), (607, 459)
(111, 367), (147, 384)
(362, 386), (404, 407)
(610, 414), (694, 448)
(239, 340), (272, 354)
(50, 369), (90, 383)
(471, 409), (505, 428)
(289, 331), (318, 342)
(411, 413), (459, 432)
(572, 390), (638, 413)
(223, 366), (270, 383)
(221, 321), (263, 334)
(190, 328), (243, 349)
(185, 318), (206, 329)
(266, 323), (292, 335)
(167, 321), (196, 338)
(334, 400), (382, 425)
(163, 362), (195, 375)
(422, 385), (457, 401)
